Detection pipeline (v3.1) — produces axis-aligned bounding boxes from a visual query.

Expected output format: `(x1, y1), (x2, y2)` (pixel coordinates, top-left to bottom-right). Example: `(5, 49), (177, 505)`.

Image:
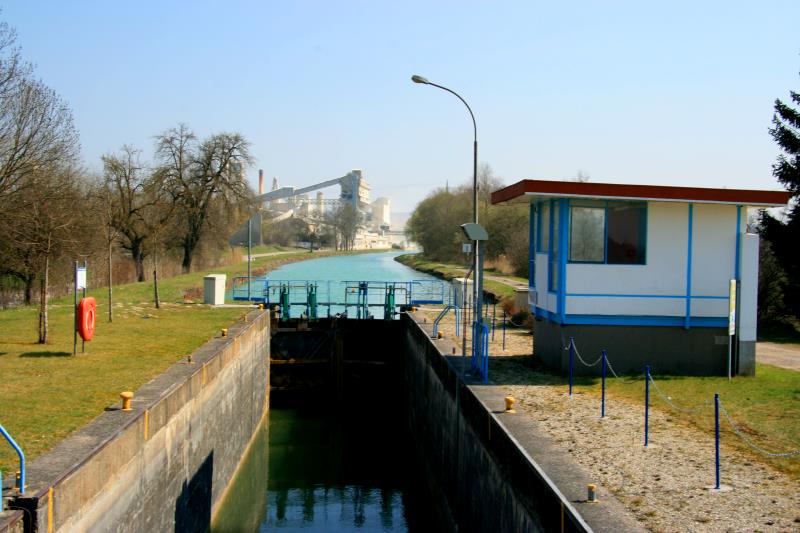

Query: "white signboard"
(462, 243), (472, 254)
(76, 267), (87, 290)
(728, 279), (737, 336)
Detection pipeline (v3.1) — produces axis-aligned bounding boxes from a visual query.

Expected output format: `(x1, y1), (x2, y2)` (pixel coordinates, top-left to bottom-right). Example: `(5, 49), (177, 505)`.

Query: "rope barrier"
(718, 399), (800, 458)
(563, 337), (602, 367)
(647, 375), (712, 414)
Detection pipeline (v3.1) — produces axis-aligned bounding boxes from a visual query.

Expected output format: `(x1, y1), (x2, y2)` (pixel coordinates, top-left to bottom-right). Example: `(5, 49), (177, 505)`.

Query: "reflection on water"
(212, 406), (438, 532)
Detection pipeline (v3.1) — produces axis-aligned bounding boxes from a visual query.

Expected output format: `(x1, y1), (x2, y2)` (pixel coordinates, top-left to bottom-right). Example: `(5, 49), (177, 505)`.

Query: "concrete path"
(757, 341), (800, 371)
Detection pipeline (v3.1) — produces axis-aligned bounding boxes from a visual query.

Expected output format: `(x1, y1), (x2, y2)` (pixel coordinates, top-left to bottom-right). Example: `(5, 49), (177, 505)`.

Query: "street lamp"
(411, 74), (484, 364)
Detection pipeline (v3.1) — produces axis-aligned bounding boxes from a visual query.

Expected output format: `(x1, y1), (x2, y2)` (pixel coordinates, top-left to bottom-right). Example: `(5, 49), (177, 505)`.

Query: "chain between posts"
(564, 338), (603, 367)
(647, 375), (713, 414)
(718, 399), (800, 458)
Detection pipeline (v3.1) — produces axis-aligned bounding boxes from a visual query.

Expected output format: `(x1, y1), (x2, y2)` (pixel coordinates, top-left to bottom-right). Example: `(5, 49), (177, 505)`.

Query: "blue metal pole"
(568, 337), (574, 397)
(502, 310), (506, 351)
(492, 302), (496, 341)
(715, 393), (720, 489)
(645, 365), (650, 447)
(0, 423), (25, 493)
(601, 350), (607, 418)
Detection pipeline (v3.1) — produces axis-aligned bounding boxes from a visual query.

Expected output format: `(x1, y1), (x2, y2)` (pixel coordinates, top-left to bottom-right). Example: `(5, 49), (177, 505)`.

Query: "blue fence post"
(492, 302), (496, 341)
(568, 337), (575, 398)
(502, 310), (506, 351)
(482, 324), (489, 383)
(601, 349), (607, 418)
(645, 365), (650, 447)
(714, 393), (720, 489)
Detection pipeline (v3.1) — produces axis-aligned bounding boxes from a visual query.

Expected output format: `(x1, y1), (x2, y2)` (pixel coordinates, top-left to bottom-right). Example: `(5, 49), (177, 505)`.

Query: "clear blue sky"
(4, 1), (799, 212)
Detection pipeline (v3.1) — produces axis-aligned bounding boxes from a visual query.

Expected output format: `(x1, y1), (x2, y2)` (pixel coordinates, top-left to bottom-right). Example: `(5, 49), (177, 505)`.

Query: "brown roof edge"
(491, 179), (793, 206)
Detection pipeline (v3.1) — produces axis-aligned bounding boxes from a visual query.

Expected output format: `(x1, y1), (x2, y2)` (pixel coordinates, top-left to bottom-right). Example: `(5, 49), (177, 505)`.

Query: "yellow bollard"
(120, 391), (133, 411)
(504, 395), (516, 413)
(587, 484), (598, 503)
(437, 331), (443, 339)
(221, 328), (228, 337)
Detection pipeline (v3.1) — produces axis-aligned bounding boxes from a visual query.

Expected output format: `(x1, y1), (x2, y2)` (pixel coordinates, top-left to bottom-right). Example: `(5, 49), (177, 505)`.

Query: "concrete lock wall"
(11, 309), (269, 533)
(401, 314), (588, 533)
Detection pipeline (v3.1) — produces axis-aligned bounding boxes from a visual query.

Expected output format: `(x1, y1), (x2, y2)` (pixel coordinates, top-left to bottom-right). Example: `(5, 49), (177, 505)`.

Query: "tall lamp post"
(411, 74), (484, 360)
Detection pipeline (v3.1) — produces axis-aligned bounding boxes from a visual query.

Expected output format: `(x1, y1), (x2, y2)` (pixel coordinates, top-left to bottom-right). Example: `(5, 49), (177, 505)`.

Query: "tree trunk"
(181, 245), (193, 273)
(38, 255), (49, 343)
(24, 276), (34, 305)
(107, 239), (113, 322)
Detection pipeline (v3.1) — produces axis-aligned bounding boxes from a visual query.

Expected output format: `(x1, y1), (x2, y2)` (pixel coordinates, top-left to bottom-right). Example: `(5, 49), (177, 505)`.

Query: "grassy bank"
(394, 253), (519, 301)
(0, 248), (370, 472)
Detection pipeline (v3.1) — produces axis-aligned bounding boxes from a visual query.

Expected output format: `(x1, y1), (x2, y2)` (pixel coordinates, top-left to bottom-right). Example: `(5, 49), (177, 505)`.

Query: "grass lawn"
(491, 356), (800, 480)
(0, 249), (330, 474)
(395, 253), (518, 301)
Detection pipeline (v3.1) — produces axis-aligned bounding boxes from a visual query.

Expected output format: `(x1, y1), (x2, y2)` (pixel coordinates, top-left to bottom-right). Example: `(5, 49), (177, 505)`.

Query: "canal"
(211, 251), (444, 532)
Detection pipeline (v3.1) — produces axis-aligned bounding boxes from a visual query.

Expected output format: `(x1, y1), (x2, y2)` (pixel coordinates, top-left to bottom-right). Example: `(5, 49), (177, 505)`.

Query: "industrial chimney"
(258, 169), (264, 195)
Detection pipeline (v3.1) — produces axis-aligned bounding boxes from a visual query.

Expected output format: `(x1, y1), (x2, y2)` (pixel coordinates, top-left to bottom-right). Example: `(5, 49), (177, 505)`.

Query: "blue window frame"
(568, 201), (647, 265)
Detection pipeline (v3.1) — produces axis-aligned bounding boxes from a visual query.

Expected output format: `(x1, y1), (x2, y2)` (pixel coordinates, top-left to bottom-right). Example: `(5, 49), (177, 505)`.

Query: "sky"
(3, 1), (799, 213)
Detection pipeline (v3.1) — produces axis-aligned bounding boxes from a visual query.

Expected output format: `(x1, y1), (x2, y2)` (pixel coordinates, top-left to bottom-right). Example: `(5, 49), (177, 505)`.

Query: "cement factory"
(239, 168), (407, 249)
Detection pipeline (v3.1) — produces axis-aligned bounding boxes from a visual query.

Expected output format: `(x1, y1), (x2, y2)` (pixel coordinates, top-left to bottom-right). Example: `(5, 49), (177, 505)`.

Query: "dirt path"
(415, 307), (800, 533)
(757, 342), (800, 371)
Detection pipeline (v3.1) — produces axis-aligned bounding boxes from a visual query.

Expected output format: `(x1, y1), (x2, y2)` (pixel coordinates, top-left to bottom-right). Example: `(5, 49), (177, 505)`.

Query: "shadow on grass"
(20, 350), (71, 358)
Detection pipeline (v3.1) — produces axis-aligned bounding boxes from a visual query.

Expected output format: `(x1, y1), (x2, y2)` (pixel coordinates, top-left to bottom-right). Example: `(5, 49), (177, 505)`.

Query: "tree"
(0, 22), (78, 201)
(102, 146), (168, 282)
(157, 125), (253, 272)
(406, 187), (471, 261)
(760, 74), (800, 317)
(325, 203), (362, 251)
(1, 165), (85, 342)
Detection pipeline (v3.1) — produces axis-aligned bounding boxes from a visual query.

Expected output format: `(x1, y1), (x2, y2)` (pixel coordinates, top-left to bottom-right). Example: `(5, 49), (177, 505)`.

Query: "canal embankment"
(402, 311), (644, 533)
(5, 308), (269, 533)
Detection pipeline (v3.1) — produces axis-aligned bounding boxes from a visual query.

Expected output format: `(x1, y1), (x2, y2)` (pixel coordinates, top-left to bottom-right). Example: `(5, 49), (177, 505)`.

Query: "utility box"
(451, 278), (473, 307)
(204, 274), (226, 305)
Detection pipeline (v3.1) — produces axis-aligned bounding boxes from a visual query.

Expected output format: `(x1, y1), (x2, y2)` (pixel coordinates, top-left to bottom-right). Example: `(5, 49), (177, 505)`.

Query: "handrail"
(0, 423), (25, 493)
(432, 305), (455, 338)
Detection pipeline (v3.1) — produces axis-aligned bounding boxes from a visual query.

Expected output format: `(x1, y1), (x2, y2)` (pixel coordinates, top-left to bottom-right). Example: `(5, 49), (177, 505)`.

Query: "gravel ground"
(415, 307), (800, 533)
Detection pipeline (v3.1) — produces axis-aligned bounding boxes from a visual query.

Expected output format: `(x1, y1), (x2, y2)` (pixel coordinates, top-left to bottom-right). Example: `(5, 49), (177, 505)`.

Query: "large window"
(568, 201), (646, 264)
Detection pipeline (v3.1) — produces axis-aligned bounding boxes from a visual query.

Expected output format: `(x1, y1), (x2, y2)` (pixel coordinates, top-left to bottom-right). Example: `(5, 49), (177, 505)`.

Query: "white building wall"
(739, 233), (759, 342)
(566, 202), (689, 316)
(563, 201), (739, 318)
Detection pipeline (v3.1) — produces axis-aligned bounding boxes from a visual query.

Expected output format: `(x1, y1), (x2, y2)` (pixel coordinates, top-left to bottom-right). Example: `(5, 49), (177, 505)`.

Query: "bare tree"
(102, 146), (170, 282)
(326, 203), (362, 251)
(0, 21), (78, 200)
(3, 166), (83, 342)
(157, 125), (253, 272)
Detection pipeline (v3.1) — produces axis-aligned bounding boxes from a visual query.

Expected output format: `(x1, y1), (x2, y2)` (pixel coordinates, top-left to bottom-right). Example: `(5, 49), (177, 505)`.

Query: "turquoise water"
(266, 251), (431, 282)
(248, 252), (443, 319)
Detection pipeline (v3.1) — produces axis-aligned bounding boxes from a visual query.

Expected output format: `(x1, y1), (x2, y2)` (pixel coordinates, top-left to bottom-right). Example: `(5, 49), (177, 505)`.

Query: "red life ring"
(77, 297), (96, 341)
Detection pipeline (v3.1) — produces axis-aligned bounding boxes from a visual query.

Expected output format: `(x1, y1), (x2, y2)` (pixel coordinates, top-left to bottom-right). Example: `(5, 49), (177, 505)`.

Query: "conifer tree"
(761, 75), (800, 317)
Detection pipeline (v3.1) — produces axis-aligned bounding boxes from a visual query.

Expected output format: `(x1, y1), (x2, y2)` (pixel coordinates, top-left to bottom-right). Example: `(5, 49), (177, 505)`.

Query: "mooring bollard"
(587, 484), (598, 503)
(221, 328), (228, 337)
(120, 391), (133, 411)
(504, 396), (516, 413)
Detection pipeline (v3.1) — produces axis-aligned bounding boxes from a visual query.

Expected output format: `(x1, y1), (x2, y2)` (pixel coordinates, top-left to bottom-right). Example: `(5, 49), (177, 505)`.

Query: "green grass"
(234, 244), (292, 255)
(491, 356), (800, 479)
(395, 253), (518, 301)
(0, 248), (346, 473)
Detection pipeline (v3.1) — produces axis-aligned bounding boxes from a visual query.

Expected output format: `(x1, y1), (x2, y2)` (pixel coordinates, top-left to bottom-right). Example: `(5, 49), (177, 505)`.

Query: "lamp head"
(411, 74), (429, 84)
(460, 223), (488, 241)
